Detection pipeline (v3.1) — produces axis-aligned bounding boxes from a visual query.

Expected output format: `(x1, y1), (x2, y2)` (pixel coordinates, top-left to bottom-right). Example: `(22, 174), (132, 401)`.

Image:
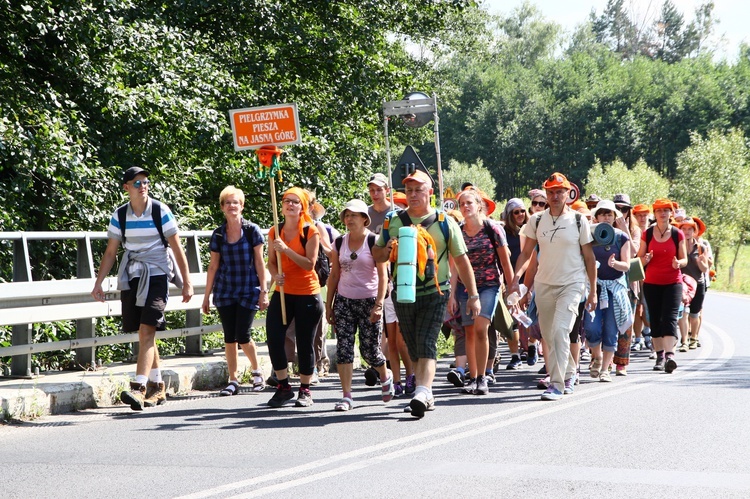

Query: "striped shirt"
(107, 198), (178, 278)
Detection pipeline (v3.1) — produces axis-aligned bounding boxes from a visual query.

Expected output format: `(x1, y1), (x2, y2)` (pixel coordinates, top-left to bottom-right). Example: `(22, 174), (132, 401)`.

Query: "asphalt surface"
(2, 291), (749, 498)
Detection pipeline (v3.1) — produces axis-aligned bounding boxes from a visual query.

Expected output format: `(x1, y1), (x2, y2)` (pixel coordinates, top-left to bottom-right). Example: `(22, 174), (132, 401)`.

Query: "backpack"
(382, 209), (451, 294)
(644, 225), (679, 253)
(334, 233), (377, 255)
(213, 220), (259, 253)
(279, 222), (330, 286)
(117, 199), (168, 247)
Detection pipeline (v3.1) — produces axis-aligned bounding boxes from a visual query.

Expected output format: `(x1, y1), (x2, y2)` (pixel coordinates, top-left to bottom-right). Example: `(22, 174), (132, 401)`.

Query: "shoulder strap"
(334, 235), (343, 253)
(397, 210), (413, 228)
(482, 219), (499, 251)
(367, 233), (376, 251)
(671, 226), (679, 251)
(575, 213), (581, 233)
(301, 225), (310, 247)
(117, 204), (128, 244)
(645, 226), (654, 250)
(150, 199), (168, 247)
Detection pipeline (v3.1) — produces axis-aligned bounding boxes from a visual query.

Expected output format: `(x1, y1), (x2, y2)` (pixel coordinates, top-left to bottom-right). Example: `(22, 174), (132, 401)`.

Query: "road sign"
(229, 103), (301, 151)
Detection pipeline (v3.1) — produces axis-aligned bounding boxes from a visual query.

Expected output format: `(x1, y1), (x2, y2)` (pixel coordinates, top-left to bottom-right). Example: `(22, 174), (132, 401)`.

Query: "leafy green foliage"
(583, 158), (670, 205)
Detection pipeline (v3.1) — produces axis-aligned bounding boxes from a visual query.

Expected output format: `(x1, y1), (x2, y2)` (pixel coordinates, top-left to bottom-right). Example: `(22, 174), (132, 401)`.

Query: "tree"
(442, 158), (496, 199)
(583, 158), (670, 205)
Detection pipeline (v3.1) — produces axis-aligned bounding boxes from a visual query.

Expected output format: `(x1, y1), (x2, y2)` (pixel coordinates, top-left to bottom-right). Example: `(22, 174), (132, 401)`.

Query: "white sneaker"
(408, 391), (435, 418)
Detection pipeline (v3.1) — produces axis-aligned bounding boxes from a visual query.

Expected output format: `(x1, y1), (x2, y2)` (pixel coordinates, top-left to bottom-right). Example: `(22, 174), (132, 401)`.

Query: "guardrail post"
(183, 234), (204, 355)
(11, 235), (33, 377)
(75, 235), (96, 368)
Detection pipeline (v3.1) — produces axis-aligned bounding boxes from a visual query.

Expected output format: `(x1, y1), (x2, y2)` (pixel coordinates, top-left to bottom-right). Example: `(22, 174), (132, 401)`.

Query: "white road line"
(176, 323), (735, 499)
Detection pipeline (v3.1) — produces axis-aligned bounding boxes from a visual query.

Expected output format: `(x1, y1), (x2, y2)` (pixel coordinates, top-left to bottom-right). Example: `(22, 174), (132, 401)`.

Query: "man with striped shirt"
(91, 166), (193, 410)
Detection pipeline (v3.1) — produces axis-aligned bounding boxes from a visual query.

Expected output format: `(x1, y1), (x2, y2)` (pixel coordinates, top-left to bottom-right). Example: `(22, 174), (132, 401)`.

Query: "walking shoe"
(520, 350), (528, 362)
(295, 388), (314, 407)
(689, 338), (698, 350)
(484, 371), (496, 385)
(475, 376), (489, 395)
(538, 365), (547, 375)
(527, 344), (539, 366)
(537, 375), (550, 390)
(564, 375), (575, 394)
(616, 365), (628, 376)
(143, 381), (167, 407)
(393, 382), (404, 398)
(266, 371), (279, 387)
(409, 392), (435, 418)
(463, 378), (477, 394)
(678, 342), (688, 353)
(267, 385), (294, 407)
(590, 358), (602, 378)
(649, 350), (657, 359)
(252, 370), (265, 392)
(447, 369), (465, 387)
(599, 371), (612, 382)
(631, 338), (645, 351)
(310, 368), (320, 386)
(664, 357), (678, 374)
(405, 374), (416, 395)
(364, 366), (379, 386)
(541, 386), (563, 401)
(121, 382), (147, 411)
(381, 370), (395, 403)
(653, 358), (665, 371)
(580, 349), (591, 363)
(506, 356), (523, 370)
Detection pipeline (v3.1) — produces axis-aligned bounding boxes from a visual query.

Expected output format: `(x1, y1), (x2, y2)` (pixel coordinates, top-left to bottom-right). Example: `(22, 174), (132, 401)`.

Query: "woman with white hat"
(326, 199), (392, 411)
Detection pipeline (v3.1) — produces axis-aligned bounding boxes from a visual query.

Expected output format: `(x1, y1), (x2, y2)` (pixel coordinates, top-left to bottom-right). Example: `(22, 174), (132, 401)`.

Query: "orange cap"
(402, 170), (433, 188)
(542, 172), (571, 190)
(632, 204), (651, 214)
(652, 198), (674, 212)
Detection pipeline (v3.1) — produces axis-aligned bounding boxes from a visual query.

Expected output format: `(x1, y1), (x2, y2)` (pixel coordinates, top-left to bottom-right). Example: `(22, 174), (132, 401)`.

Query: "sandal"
(334, 397), (354, 412)
(381, 370), (394, 403)
(220, 380), (240, 396)
(251, 370), (265, 392)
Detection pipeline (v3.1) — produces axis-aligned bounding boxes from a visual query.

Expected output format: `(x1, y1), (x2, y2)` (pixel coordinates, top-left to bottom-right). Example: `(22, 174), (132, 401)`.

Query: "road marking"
(177, 323), (735, 499)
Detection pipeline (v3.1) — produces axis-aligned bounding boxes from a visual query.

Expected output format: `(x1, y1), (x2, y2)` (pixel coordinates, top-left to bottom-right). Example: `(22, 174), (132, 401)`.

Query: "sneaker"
(590, 358), (602, 378)
(447, 369), (465, 387)
(537, 375), (550, 390)
(649, 350), (657, 359)
(520, 350), (528, 362)
(599, 371), (612, 382)
(653, 358), (665, 371)
(475, 376), (489, 395)
(381, 370), (395, 403)
(541, 386), (563, 401)
(580, 349), (591, 363)
(120, 382), (147, 411)
(295, 388), (314, 407)
(364, 366), (379, 386)
(266, 371), (279, 387)
(409, 392), (435, 418)
(143, 381), (167, 407)
(631, 338), (645, 351)
(616, 366), (628, 376)
(678, 342), (688, 353)
(538, 365), (547, 375)
(564, 375), (575, 394)
(664, 357), (678, 374)
(393, 382), (404, 398)
(310, 368), (320, 386)
(527, 344), (538, 366)
(405, 374), (416, 395)
(463, 378), (477, 394)
(506, 356), (522, 370)
(267, 385), (294, 407)
(484, 372), (496, 385)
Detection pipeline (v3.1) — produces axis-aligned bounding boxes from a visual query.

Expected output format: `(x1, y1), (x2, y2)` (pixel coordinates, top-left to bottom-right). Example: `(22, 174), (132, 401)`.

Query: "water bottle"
(506, 283), (528, 306)
(512, 310), (533, 328)
(424, 244), (435, 281)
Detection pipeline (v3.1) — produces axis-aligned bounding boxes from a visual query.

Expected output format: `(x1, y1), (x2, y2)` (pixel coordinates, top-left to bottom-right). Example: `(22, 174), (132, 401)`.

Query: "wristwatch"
(468, 294), (480, 300)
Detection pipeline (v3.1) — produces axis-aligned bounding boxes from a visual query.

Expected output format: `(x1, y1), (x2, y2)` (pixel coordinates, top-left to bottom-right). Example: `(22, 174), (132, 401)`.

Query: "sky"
(481, 0), (748, 61)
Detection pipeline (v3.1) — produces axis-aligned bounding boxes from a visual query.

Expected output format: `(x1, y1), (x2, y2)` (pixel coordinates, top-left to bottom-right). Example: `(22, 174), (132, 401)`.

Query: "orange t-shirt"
(269, 224), (321, 295)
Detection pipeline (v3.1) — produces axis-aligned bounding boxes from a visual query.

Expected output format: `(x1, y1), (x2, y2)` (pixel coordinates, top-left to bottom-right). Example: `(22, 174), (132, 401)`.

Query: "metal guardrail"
(0, 229), (268, 377)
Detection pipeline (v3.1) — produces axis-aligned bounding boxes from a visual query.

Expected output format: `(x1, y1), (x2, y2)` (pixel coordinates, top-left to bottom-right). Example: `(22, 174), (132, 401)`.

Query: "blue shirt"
(209, 221), (265, 309)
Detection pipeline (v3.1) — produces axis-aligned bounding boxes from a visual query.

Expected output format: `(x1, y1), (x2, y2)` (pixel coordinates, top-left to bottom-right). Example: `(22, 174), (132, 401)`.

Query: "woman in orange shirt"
(266, 187), (324, 408)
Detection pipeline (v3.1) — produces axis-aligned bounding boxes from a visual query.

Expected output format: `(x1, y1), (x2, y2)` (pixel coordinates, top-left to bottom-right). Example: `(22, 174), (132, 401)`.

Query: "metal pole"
(383, 99), (394, 210)
(433, 92), (444, 208)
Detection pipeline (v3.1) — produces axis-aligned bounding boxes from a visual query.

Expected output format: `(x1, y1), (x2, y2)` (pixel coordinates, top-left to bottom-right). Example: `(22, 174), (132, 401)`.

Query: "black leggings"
(216, 304), (257, 344)
(643, 283), (682, 339)
(266, 293), (323, 376)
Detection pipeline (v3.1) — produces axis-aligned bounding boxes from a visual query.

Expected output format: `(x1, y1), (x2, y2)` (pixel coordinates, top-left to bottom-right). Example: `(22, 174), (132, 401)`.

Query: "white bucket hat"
(590, 199), (623, 219)
(339, 199), (371, 227)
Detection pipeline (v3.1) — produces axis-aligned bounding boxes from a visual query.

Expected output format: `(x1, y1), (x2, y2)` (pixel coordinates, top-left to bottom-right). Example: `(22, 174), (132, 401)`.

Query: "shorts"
(384, 294), (398, 324)
(457, 285), (500, 327)
(216, 304), (257, 344)
(393, 289), (450, 361)
(121, 275), (168, 333)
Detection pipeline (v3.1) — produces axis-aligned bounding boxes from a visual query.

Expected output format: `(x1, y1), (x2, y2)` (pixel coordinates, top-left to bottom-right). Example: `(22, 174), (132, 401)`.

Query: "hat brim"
(591, 206), (623, 219)
(339, 209), (371, 227)
(483, 197), (496, 216)
(692, 216), (706, 237)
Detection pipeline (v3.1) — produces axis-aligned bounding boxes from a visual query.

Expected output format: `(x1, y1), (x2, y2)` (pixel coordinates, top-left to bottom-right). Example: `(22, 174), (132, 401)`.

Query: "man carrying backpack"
(372, 170), (480, 418)
(508, 172), (597, 401)
(91, 166), (193, 410)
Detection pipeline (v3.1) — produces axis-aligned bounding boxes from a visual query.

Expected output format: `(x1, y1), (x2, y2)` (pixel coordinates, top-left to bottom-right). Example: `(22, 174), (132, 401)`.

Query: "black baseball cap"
(122, 166), (149, 183)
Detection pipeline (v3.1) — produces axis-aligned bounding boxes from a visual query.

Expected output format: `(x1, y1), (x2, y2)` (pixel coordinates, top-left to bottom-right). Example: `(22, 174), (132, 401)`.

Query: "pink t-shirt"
(337, 233), (379, 299)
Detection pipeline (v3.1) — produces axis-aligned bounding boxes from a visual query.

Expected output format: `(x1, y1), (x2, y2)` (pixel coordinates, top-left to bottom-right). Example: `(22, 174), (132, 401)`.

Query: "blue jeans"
(584, 289), (618, 352)
(457, 284), (500, 327)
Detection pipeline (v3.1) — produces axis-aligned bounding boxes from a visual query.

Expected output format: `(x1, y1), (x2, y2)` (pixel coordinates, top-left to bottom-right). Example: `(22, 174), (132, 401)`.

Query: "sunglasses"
(617, 205), (631, 212)
(512, 209), (525, 215)
(531, 201), (547, 207)
(132, 179), (150, 188)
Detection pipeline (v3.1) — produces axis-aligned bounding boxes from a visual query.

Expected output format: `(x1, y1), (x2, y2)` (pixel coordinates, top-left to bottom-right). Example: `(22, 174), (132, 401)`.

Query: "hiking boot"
(295, 388), (314, 407)
(121, 382), (147, 411)
(447, 369), (465, 387)
(143, 381), (167, 407)
(364, 367), (379, 387)
(506, 356), (522, 370)
(664, 357), (678, 374)
(653, 358), (665, 371)
(405, 374), (416, 395)
(267, 385), (294, 408)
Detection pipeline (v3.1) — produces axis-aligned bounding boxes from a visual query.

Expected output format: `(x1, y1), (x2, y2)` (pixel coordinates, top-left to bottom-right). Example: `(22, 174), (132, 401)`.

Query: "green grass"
(710, 243), (750, 295)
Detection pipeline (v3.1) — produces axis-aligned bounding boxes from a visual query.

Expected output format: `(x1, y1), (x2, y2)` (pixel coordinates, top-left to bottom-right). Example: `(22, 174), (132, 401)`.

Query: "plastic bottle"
(511, 310), (533, 328)
(424, 244), (435, 281)
(506, 283), (528, 306)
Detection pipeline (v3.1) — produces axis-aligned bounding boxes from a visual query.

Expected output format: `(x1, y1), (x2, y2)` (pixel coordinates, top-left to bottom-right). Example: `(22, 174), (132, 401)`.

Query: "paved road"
(3, 291), (749, 498)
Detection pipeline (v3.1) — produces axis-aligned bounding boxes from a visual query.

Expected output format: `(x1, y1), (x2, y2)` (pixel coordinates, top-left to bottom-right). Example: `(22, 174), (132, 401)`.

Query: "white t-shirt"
(521, 209), (593, 286)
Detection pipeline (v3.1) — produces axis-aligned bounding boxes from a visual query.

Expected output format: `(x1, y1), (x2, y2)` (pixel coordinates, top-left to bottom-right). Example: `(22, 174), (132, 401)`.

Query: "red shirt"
(642, 228), (685, 285)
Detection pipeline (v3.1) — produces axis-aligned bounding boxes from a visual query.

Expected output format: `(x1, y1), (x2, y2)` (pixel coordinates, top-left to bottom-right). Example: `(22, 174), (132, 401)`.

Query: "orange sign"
(229, 103), (301, 151)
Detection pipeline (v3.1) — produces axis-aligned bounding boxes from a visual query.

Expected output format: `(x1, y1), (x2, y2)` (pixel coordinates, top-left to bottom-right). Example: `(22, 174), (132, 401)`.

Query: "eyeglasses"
(132, 179), (150, 188)
(350, 252), (358, 261)
(282, 198), (301, 205)
(531, 201), (547, 207)
(617, 205), (631, 212)
(512, 209), (525, 215)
